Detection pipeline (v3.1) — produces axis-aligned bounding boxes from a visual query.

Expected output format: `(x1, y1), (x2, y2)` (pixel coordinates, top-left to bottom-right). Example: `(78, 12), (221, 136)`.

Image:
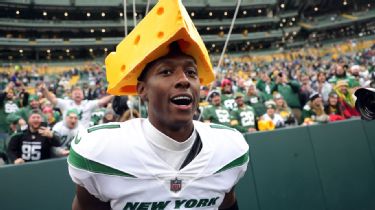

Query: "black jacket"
(7, 129), (61, 163)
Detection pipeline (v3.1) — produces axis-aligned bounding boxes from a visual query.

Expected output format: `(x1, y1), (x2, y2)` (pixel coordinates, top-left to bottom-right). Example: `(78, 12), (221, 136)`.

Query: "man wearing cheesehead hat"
(68, 0), (249, 209)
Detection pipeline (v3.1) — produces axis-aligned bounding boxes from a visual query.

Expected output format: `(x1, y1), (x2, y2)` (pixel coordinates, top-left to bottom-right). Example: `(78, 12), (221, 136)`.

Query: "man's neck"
(148, 119), (194, 142)
(74, 101), (82, 105)
(29, 127), (38, 133)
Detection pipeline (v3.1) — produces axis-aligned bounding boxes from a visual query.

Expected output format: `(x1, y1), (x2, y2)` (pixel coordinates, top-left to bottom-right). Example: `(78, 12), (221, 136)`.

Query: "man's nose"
(175, 69), (190, 88)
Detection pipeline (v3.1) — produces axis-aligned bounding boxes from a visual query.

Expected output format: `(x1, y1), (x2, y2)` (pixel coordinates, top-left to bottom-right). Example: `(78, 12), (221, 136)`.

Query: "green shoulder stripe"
(68, 148), (137, 178)
(210, 123), (236, 131)
(215, 151), (249, 174)
(87, 124), (120, 133)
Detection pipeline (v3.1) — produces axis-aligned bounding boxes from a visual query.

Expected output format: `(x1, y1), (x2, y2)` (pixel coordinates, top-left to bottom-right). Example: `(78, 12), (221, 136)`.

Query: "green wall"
(238, 119), (375, 210)
(0, 119), (374, 210)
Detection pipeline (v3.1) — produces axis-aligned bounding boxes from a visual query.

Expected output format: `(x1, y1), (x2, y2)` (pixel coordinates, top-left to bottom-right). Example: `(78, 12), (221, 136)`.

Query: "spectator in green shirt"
(272, 72), (302, 124)
(202, 90), (231, 127)
(328, 63), (360, 88)
(230, 93), (257, 134)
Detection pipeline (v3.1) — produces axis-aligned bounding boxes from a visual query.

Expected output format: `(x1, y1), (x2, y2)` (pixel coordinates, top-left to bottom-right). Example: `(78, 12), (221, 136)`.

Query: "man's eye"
(186, 68), (198, 77)
(160, 69), (172, 75)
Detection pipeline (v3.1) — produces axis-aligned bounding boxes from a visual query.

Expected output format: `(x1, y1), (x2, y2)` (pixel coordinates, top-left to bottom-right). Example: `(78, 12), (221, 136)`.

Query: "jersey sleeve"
(56, 98), (69, 112)
(85, 99), (100, 111)
(7, 133), (23, 162)
(201, 106), (212, 121)
(231, 130), (249, 186)
(68, 164), (109, 202)
(216, 127), (249, 192)
(67, 128), (110, 202)
(199, 122), (250, 191)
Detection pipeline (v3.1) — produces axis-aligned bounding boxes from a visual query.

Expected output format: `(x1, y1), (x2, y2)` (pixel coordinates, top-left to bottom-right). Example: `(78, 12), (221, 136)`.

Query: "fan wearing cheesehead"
(67, 0), (249, 209)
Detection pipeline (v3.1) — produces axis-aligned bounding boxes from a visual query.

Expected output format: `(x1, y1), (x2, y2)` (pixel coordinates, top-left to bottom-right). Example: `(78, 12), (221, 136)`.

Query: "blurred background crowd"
(0, 44), (374, 165)
(1, 0), (375, 166)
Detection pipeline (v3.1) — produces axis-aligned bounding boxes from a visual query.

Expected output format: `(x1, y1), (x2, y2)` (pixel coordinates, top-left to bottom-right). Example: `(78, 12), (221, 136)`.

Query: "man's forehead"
(68, 113), (78, 117)
(154, 53), (196, 65)
(138, 53), (197, 81)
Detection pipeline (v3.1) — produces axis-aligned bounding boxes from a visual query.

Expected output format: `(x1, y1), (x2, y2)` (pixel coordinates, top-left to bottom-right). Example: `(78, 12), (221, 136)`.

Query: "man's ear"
(137, 82), (147, 102)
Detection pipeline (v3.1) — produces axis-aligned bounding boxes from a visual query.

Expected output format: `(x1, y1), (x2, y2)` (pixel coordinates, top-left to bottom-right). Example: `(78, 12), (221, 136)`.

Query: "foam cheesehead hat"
(105, 0), (214, 95)
(335, 80), (349, 88)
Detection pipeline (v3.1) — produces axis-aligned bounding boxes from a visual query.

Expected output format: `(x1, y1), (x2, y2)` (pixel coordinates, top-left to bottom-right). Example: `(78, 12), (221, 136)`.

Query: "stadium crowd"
(0, 45), (374, 165)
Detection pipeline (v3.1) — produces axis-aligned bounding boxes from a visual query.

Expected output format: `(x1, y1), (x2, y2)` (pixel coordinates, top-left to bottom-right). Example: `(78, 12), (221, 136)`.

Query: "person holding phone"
(7, 109), (61, 164)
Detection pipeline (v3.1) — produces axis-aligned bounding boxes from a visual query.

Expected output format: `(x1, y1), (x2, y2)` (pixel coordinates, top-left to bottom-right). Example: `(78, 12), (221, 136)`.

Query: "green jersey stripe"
(68, 148), (137, 178)
(209, 123), (236, 131)
(87, 124), (121, 133)
(215, 151), (249, 174)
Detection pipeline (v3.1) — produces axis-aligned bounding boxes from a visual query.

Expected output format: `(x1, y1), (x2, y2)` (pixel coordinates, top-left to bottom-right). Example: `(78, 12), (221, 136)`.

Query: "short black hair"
(137, 41), (185, 82)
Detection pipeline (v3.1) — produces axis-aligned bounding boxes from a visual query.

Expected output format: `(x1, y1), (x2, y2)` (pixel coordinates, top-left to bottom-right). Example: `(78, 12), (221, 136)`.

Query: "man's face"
(29, 100), (40, 109)
(66, 113), (78, 129)
(275, 98), (283, 106)
(260, 72), (269, 82)
(301, 75), (310, 85)
(339, 85), (348, 94)
(137, 53), (200, 131)
(6, 91), (14, 99)
(318, 73), (326, 82)
(235, 96), (244, 107)
(28, 113), (42, 130)
(247, 86), (256, 95)
(329, 95), (338, 105)
(223, 84), (232, 93)
(71, 89), (84, 103)
(351, 67), (360, 76)
(336, 65), (345, 76)
(266, 107), (275, 116)
(199, 89), (208, 100)
(312, 97), (323, 106)
(211, 95), (221, 106)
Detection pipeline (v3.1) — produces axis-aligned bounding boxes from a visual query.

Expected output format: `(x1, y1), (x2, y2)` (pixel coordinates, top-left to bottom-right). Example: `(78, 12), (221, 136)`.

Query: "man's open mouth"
(171, 95), (193, 106)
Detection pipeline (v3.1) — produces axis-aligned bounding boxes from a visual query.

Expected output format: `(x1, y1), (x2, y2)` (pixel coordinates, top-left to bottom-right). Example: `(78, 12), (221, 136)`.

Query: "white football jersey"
(56, 98), (99, 128)
(52, 121), (84, 148)
(68, 119), (249, 210)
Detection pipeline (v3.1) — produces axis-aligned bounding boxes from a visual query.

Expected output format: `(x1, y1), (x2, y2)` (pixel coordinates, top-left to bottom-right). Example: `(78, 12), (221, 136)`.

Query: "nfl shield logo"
(170, 177), (182, 192)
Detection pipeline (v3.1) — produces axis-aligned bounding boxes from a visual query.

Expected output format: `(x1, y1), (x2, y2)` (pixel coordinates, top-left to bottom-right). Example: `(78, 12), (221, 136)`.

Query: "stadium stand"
(0, 0), (373, 61)
(0, 0), (375, 209)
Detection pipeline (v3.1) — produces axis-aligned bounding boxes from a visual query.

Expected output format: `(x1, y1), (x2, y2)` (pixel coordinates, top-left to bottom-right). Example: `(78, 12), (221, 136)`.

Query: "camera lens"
(355, 88), (375, 121)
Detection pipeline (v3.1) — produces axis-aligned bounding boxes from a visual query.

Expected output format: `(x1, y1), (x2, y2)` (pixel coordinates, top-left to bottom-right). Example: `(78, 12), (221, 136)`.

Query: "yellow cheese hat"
(105, 0), (215, 95)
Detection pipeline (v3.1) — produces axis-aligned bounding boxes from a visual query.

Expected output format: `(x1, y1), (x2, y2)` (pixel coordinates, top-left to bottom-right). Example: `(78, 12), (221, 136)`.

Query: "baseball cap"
(208, 90), (221, 99)
(273, 93), (283, 100)
(234, 92), (244, 99)
(265, 100), (276, 109)
(66, 108), (79, 117)
(6, 113), (21, 124)
(28, 95), (39, 103)
(329, 91), (338, 98)
(221, 79), (232, 88)
(309, 92), (321, 101)
(27, 109), (44, 119)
